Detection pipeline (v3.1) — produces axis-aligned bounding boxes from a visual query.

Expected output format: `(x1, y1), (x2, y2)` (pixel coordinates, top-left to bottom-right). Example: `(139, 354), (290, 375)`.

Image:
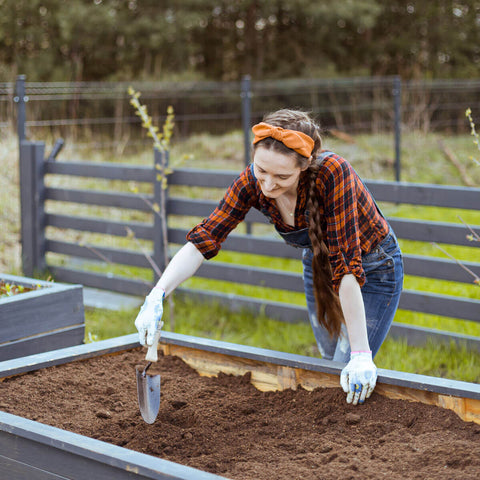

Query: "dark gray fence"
(19, 140), (480, 351)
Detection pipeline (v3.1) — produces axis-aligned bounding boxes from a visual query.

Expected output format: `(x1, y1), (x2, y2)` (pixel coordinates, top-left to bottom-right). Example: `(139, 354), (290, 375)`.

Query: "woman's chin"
(262, 190), (281, 198)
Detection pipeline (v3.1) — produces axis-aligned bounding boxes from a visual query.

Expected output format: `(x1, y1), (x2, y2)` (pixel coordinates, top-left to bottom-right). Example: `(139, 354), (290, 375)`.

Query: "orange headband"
(252, 122), (314, 158)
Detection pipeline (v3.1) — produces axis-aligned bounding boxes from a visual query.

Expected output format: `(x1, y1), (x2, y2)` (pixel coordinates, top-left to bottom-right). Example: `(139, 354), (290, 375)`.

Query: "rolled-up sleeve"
(321, 159), (365, 291)
(186, 168), (257, 259)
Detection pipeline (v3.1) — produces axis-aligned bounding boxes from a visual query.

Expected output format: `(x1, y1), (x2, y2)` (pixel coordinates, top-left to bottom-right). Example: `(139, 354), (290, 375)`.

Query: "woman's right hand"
(134, 287), (165, 346)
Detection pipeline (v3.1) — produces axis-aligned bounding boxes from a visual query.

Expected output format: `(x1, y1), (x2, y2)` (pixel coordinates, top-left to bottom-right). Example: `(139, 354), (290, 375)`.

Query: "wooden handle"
(145, 332), (160, 362)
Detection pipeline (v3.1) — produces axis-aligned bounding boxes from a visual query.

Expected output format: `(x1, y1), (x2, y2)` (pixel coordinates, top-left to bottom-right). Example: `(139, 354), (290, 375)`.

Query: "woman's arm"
(155, 242), (205, 296)
(338, 273), (369, 351)
(338, 273), (377, 405)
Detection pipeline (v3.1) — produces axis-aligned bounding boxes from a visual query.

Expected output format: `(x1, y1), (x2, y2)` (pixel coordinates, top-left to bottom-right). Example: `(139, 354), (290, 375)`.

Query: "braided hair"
(253, 109), (345, 338)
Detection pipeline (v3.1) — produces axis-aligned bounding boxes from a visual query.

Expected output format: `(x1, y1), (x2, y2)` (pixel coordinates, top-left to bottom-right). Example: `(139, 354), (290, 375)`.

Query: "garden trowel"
(136, 336), (161, 424)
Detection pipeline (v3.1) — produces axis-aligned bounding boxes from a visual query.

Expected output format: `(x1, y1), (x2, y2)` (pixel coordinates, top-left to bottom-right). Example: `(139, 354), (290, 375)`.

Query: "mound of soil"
(1, 348), (479, 479)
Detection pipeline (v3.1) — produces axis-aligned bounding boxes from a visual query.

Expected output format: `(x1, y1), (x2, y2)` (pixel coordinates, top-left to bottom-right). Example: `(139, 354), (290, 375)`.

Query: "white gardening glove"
(134, 287), (165, 347)
(340, 351), (377, 405)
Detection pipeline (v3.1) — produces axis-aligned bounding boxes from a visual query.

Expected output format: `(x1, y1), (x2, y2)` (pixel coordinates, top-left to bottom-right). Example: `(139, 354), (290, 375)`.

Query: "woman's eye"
(278, 175), (289, 180)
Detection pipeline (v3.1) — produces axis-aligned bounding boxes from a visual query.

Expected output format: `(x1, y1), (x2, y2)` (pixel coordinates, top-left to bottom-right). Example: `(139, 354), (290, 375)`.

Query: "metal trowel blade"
(136, 364), (161, 424)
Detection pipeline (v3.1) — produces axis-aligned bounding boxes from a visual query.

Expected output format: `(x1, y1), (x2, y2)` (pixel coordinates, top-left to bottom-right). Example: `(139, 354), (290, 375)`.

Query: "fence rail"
(19, 140), (480, 351)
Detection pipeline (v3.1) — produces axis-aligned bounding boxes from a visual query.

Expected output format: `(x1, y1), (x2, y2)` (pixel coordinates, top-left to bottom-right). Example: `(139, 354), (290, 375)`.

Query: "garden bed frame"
(0, 273), (84, 361)
(0, 333), (479, 479)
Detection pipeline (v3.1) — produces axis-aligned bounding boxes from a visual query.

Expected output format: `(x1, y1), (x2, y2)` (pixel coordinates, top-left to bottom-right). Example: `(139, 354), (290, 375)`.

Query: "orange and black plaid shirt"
(187, 151), (389, 291)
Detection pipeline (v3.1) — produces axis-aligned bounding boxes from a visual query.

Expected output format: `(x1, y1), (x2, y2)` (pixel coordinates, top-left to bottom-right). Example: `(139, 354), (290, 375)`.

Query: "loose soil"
(1, 349), (479, 479)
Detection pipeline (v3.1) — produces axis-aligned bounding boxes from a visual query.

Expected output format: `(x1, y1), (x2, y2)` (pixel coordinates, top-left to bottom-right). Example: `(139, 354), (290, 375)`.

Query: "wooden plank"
(0, 453), (66, 480)
(0, 414), (226, 480)
(19, 141), (45, 276)
(45, 239), (151, 269)
(45, 213), (153, 240)
(45, 187), (152, 211)
(389, 323), (480, 352)
(168, 228), (302, 260)
(0, 285), (84, 344)
(0, 325), (85, 362)
(399, 289), (480, 322)
(366, 180), (480, 209)
(45, 160), (154, 183)
(167, 197), (267, 223)
(195, 261), (304, 292)
(403, 254), (480, 284)
(169, 168), (237, 188)
(175, 287), (309, 324)
(388, 218), (479, 246)
(48, 266), (152, 297)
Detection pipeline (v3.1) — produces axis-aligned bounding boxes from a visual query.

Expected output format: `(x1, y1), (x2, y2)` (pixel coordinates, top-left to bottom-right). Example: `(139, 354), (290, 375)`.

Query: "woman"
(135, 109), (403, 405)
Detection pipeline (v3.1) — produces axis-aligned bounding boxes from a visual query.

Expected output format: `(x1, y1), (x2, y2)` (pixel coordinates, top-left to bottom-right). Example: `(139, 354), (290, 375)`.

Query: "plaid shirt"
(187, 151), (389, 291)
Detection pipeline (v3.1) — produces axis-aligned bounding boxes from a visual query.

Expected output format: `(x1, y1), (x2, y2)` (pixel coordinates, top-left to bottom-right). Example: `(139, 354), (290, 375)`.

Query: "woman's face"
(253, 146), (307, 198)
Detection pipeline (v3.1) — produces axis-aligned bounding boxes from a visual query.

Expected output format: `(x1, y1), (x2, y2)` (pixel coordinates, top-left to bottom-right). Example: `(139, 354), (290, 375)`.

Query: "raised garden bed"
(0, 333), (479, 479)
(0, 273), (85, 361)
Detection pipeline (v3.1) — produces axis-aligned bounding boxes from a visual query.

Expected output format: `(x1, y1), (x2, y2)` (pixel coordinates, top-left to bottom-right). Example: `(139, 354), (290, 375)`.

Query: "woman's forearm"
(338, 274), (370, 352)
(155, 242), (204, 296)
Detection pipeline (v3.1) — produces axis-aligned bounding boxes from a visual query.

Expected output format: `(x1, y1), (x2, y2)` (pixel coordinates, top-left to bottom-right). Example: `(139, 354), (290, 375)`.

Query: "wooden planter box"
(0, 333), (479, 479)
(0, 273), (85, 361)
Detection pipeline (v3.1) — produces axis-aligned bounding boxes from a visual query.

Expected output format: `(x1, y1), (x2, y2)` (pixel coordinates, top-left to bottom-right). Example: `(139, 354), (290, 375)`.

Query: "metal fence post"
(14, 75), (27, 146)
(241, 75), (253, 235)
(393, 76), (402, 182)
(19, 141), (46, 277)
(153, 148), (168, 282)
(241, 75), (252, 167)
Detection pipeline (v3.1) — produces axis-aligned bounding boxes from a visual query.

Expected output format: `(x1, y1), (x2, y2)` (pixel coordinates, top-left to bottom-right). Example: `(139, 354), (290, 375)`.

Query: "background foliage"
(1, 0), (479, 82)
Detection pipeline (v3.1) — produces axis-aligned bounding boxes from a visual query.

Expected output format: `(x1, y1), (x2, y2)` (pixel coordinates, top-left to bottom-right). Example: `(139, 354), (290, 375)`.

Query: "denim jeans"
(301, 232), (404, 362)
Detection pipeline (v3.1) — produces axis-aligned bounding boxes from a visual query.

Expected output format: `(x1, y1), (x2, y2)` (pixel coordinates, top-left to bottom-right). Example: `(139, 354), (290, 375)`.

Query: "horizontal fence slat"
(175, 287), (308, 324)
(45, 160), (154, 182)
(388, 323), (480, 352)
(45, 239), (152, 269)
(399, 289), (480, 322)
(389, 218), (480, 247)
(49, 266), (152, 296)
(168, 198), (267, 223)
(169, 168), (238, 188)
(196, 262), (304, 292)
(45, 213), (153, 240)
(403, 254), (480, 284)
(168, 228), (303, 259)
(45, 187), (152, 211)
(366, 180), (480, 210)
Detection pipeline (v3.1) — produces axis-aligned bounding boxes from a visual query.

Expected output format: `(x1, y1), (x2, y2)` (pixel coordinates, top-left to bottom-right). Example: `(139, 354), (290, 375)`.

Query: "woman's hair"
(253, 109), (344, 338)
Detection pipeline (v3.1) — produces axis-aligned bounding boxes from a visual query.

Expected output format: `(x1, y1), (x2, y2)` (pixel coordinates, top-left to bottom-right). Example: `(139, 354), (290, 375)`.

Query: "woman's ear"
(301, 156), (313, 171)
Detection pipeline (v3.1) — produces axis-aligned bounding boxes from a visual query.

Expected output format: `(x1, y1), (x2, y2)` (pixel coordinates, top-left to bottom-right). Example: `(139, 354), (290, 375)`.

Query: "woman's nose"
(263, 177), (276, 190)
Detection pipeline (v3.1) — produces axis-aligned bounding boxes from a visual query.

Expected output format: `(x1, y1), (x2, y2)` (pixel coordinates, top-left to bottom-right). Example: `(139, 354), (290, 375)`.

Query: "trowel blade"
(136, 366), (161, 424)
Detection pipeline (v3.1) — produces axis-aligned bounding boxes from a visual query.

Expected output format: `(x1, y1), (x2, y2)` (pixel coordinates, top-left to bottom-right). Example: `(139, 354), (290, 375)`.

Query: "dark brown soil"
(1, 348), (479, 479)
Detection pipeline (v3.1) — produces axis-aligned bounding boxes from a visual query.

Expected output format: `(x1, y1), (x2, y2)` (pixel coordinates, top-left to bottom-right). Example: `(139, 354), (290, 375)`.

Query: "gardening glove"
(340, 351), (377, 405)
(135, 287), (165, 347)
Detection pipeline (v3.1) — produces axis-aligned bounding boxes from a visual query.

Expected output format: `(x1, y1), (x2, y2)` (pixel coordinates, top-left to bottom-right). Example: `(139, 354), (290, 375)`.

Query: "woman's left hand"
(340, 351), (377, 405)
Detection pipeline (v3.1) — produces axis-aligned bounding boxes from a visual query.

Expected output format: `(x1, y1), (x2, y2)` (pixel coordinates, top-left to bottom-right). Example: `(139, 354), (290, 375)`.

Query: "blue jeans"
(302, 232), (404, 362)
